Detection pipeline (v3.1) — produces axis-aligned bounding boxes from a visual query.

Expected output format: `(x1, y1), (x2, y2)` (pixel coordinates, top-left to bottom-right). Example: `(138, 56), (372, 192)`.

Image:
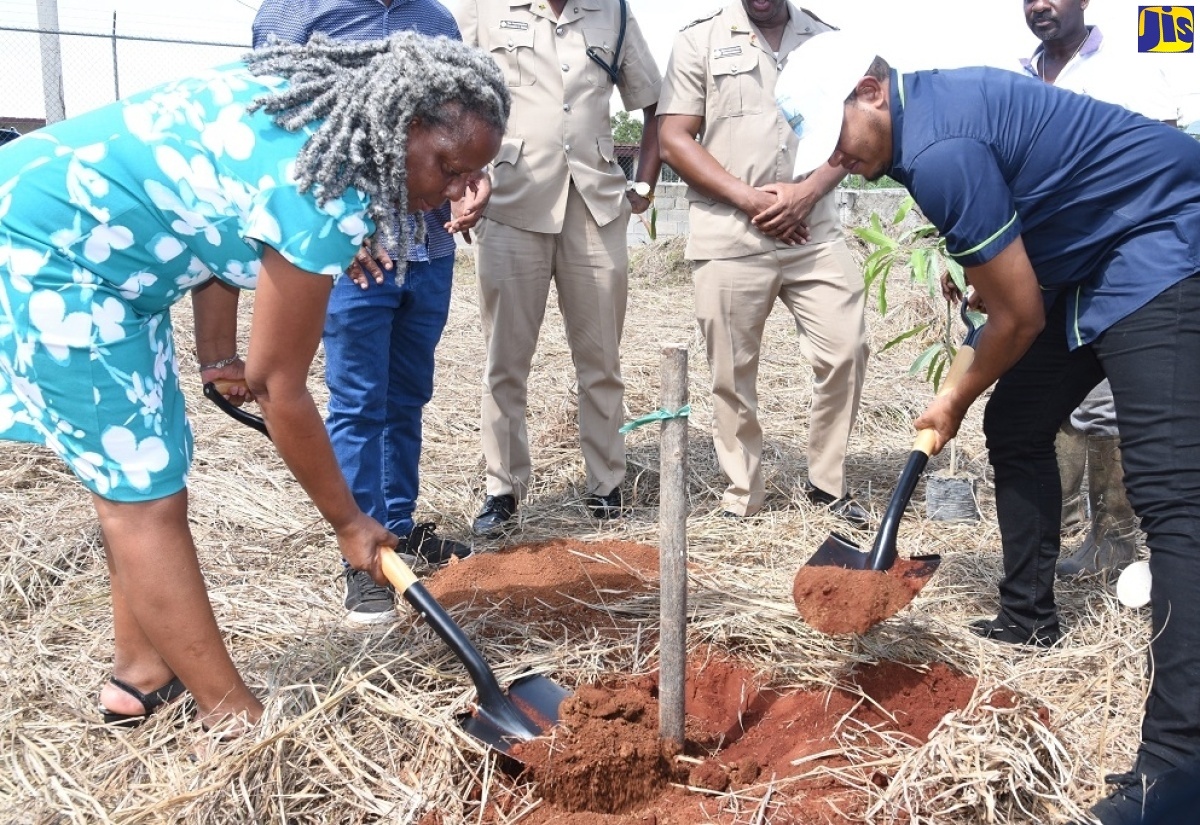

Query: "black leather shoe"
(804, 484), (871, 529)
(472, 494), (516, 536)
(587, 488), (623, 519)
(969, 615), (1061, 648)
(1084, 752), (1200, 824)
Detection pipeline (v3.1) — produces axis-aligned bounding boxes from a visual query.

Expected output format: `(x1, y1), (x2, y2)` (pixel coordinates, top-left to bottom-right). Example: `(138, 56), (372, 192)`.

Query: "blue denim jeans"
(984, 273), (1200, 765)
(323, 255), (455, 545)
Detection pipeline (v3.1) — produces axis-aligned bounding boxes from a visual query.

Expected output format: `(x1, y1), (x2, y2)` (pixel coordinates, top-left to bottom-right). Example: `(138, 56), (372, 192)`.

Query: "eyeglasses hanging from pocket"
(586, 0), (627, 84)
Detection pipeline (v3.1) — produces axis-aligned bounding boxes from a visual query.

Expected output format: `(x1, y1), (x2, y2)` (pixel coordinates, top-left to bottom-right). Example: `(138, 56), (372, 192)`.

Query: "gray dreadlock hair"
(244, 33), (510, 260)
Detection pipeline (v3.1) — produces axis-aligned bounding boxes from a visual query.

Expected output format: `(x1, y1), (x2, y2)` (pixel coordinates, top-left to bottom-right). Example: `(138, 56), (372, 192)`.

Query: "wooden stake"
(658, 343), (688, 747)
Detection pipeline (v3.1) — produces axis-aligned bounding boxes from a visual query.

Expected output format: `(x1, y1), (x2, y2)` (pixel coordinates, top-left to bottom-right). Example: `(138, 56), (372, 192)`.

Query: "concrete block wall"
(626, 182), (690, 245)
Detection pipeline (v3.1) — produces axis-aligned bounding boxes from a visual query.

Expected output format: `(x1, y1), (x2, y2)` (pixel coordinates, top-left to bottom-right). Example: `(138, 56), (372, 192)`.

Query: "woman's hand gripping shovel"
(202, 380), (569, 756)
(791, 303), (984, 635)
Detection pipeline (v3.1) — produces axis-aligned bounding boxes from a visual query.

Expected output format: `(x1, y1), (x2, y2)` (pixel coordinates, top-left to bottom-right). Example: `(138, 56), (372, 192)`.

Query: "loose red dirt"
(421, 540), (977, 823)
(792, 557), (937, 635)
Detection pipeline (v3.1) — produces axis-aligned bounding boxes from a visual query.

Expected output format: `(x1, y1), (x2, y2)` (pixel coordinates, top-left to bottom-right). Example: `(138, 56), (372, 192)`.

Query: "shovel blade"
(460, 673), (570, 756)
(794, 538), (943, 635)
(805, 532), (871, 570)
(901, 554), (942, 585)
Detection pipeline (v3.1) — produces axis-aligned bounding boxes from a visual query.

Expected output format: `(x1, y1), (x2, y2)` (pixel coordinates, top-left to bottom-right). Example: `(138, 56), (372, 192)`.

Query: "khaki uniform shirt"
(659, 3), (841, 260)
(454, 0), (662, 233)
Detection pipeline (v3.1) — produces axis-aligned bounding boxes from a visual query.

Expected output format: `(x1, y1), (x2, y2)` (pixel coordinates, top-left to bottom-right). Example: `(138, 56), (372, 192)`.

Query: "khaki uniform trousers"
(694, 239), (868, 516)
(475, 183), (630, 501)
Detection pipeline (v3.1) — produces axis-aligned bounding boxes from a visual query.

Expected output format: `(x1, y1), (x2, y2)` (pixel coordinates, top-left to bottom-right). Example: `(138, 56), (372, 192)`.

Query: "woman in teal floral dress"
(0, 34), (508, 730)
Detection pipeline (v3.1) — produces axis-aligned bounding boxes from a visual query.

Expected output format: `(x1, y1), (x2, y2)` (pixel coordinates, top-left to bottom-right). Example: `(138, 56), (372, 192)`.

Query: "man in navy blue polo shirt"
(777, 30), (1200, 825)
(253, 0), (476, 625)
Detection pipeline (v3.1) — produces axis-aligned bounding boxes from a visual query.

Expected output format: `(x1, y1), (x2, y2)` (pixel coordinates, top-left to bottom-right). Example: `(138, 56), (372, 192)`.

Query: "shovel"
(202, 381), (569, 755)
(793, 303), (983, 632)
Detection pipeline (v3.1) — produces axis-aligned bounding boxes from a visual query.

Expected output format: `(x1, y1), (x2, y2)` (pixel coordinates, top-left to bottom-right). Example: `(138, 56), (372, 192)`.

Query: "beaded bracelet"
(198, 355), (239, 372)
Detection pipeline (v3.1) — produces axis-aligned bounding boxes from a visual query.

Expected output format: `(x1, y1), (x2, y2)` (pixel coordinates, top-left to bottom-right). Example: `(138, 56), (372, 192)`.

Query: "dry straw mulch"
(1, 235), (1149, 823)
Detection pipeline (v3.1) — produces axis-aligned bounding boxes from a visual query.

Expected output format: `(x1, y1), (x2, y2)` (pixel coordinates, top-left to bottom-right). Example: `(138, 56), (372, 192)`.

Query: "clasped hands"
(746, 181), (816, 246)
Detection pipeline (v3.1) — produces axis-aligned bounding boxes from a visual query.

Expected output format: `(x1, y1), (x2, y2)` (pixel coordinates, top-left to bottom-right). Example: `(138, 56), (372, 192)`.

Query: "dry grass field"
(0, 234), (1151, 823)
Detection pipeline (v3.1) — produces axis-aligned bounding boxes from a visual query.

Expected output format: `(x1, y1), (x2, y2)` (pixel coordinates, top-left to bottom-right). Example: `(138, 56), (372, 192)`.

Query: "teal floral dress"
(0, 62), (373, 502)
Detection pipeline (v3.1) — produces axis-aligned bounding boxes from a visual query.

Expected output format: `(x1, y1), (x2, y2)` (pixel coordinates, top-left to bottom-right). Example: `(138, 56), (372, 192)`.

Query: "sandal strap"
(108, 676), (187, 715)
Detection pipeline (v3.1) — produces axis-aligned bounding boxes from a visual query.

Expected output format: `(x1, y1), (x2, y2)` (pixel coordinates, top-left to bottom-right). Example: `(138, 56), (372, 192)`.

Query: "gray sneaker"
(343, 568), (397, 625)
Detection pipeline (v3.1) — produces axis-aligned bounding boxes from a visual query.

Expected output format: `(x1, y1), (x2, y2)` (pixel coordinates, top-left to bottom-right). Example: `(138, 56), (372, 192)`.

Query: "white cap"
(776, 31), (881, 178)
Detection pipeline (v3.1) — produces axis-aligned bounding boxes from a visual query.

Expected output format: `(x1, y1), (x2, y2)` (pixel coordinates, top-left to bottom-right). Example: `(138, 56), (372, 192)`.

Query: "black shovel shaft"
(863, 308), (982, 571)
(202, 382), (271, 440)
(866, 450), (930, 570)
(402, 582), (543, 740)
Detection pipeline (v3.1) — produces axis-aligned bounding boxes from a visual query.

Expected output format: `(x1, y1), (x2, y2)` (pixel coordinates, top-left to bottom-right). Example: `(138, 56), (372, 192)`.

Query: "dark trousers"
(984, 274), (1200, 765)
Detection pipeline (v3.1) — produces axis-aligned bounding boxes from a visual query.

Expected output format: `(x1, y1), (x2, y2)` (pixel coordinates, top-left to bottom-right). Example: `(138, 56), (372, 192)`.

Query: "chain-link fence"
(0, 24), (250, 126)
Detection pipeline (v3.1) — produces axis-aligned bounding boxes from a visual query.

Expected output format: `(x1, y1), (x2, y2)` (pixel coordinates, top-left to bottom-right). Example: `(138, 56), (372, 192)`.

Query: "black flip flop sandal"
(100, 676), (188, 727)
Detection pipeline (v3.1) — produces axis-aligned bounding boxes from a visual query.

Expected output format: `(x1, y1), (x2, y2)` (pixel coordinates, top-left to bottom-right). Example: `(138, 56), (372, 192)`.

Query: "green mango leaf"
(854, 226), (894, 249)
(908, 342), (943, 377)
(928, 355), (949, 389)
(909, 248), (930, 285)
(881, 321), (932, 351)
(947, 256), (967, 291)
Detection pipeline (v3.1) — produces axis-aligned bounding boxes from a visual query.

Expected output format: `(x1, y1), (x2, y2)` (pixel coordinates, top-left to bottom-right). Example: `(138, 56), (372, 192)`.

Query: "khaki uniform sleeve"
(615, 11), (662, 112)
(658, 28), (707, 118)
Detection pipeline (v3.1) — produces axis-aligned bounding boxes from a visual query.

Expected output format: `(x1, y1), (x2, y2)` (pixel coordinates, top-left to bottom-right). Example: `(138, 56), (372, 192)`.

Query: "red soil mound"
(418, 540), (978, 823)
(424, 538), (659, 623)
(512, 654), (977, 824)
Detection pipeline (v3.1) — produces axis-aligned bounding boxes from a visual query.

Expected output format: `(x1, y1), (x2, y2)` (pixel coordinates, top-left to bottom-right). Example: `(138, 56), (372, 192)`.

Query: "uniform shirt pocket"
(708, 52), (762, 118)
(489, 24), (536, 86)
(582, 25), (619, 87)
(492, 137), (525, 169)
(596, 134), (616, 165)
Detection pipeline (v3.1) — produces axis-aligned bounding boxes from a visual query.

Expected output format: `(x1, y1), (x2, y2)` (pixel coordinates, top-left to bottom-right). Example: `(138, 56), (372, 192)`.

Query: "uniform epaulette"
(798, 6), (838, 30)
(680, 9), (721, 31)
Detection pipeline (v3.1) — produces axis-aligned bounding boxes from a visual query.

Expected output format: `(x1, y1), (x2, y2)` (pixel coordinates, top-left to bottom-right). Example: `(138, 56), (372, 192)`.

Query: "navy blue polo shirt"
(885, 67), (1200, 347)
(252, 0), (462, 262)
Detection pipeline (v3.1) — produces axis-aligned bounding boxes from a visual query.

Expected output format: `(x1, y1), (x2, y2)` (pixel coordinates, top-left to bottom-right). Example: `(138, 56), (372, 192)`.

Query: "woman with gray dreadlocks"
(0, 32), (508, 733)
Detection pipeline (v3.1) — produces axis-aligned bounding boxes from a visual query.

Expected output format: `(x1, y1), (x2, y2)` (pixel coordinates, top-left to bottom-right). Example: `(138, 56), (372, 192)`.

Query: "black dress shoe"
(1085, 752), (1200, 824)
(969, 615), (1061, 648)
(472, 494), (516, 536)
(804, 484), (871, 529)
(586, 487), (623, 519)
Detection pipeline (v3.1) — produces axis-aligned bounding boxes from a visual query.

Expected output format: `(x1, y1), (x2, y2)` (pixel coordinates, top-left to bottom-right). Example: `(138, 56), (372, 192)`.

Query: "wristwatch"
(627, 180), (654, 202)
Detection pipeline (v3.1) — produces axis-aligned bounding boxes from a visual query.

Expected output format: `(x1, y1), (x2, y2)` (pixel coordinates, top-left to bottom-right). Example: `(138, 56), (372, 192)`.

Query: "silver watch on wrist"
(626, 180), (653, 201)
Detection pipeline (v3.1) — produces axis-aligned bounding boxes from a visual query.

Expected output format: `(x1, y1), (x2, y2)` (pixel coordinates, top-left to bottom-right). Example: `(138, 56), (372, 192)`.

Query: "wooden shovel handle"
(209, 378), (246, 395)
(379, 546), (418, 593)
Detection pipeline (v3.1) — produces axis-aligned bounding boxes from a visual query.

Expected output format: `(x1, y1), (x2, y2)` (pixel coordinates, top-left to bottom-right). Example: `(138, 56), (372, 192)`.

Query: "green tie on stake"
(620, 404), (691, 434)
